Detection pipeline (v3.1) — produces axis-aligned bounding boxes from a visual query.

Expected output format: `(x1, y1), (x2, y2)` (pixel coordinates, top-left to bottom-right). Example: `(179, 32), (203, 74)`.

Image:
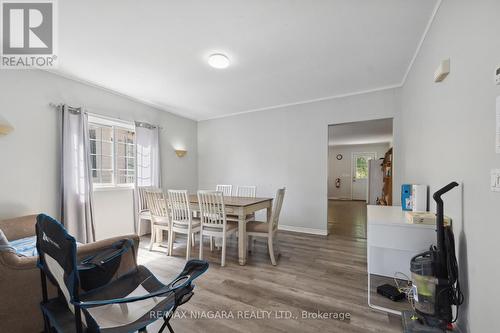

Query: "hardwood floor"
(139, 230), (402, 332)
(328, 200), (367, 239)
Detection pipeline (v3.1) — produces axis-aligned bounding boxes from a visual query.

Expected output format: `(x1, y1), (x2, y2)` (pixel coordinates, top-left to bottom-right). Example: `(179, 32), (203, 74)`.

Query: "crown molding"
(39, 69), (199, 121)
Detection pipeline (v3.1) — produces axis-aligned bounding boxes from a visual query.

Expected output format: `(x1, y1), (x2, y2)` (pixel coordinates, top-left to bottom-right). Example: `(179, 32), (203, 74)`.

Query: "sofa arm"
(0, 250), (57, 333)
(0, 234), (140, 333)
(0, 233), (140, 270)
(76, 234), (140, 259)
(0, 250), (39, 270)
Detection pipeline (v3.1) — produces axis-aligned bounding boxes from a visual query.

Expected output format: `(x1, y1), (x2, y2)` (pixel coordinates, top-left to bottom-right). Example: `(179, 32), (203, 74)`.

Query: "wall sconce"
(175, 149), (187, 158)
(0, 116), (13, 136)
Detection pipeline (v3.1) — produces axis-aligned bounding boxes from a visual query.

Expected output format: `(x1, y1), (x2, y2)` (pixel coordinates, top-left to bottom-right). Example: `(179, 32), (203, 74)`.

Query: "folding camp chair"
(36, 214), (208, 333)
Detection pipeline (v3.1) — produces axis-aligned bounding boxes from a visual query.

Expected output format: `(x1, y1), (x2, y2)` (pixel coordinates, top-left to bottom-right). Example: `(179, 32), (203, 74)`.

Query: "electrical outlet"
(492, 169), (500, 192)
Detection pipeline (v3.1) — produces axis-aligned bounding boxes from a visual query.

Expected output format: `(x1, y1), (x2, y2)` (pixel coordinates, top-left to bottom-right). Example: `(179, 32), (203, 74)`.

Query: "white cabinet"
(367, 205), (437, 314)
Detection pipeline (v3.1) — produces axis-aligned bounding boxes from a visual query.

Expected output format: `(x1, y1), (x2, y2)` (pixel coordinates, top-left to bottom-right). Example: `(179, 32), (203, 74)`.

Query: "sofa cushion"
(10, 235), (37, 257)
(0, 229), (16, 252)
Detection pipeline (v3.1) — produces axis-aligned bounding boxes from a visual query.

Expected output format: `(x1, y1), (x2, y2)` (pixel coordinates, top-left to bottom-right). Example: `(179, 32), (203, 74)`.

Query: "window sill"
(93, 185), (135, 192)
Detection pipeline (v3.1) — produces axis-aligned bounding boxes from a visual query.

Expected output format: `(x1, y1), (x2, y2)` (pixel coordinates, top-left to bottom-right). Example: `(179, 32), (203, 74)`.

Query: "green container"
(411, 253), (437, 316)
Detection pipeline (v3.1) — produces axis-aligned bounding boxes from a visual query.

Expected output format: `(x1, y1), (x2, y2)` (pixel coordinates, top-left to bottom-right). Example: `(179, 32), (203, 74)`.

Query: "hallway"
(328, 200), (367, 239)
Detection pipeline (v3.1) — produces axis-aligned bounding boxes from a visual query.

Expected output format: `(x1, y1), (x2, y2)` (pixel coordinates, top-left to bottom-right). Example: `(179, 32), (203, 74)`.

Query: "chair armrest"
(79, 286), (176, 308)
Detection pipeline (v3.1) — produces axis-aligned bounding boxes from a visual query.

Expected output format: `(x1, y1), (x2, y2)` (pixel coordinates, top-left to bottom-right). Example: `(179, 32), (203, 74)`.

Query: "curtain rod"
(49, 103), (163, 130)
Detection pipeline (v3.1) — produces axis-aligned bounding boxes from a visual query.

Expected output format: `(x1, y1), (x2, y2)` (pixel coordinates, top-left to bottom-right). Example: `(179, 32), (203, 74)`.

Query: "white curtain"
(135, 124), (161, 187)
(60, 105), (96, 243)
(134, 123), (161, 232)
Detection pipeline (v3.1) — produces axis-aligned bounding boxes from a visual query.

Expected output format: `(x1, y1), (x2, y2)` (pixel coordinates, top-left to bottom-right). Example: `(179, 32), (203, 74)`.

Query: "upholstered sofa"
(0, 214), (140, 333)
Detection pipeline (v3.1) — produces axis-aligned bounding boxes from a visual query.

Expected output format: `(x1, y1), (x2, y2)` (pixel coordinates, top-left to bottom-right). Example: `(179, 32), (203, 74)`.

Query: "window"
(89, 116), (135, 187)
(355, 156), (369, 179)
(353, 153), (377, 180)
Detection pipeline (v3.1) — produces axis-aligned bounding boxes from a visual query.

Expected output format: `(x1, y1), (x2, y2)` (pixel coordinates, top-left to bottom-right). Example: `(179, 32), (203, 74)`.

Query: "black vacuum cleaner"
(403, 182), (464, 332)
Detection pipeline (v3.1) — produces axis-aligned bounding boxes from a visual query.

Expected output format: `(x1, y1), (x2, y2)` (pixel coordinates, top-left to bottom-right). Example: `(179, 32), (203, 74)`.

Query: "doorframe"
(350, 152), (377, 200)
(326, 117), (395, 235)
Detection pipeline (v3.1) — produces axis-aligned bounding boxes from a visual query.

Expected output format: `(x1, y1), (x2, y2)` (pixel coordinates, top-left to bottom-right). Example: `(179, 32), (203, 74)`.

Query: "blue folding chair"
(36, 214), (208, 333)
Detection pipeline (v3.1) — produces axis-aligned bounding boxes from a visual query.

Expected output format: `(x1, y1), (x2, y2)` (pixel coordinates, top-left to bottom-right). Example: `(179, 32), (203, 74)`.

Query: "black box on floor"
(376, 283), (405, 301)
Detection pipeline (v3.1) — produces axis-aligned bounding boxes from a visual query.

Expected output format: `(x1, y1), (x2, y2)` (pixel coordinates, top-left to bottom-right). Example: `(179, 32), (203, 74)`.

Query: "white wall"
(0, 70), (198, 239)
(398, 0), (500, 331)
(328, 143), (390, 199)
(198, 89), (399, 235)
(93, 189), (136, 240)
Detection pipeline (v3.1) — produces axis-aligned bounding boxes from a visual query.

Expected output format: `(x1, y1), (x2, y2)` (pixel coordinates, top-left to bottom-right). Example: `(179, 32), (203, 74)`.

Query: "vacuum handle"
(433, 182), (459, 202)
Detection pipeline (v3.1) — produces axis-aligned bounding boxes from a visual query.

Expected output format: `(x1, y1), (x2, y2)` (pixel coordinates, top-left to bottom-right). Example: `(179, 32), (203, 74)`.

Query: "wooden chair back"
(137, 186), (152, 211)
(197, 191), (227, 228)
(168, 190), (191, 223)
(236, 186), (256, 198)
(270, 188), (286, 231)
(215, 184), (232, 196)
(145, 189), (169, 219)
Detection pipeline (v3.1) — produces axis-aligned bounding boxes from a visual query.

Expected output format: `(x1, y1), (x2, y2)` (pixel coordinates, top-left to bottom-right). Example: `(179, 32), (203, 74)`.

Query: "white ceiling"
(54, 0), (438, 120)
(328, 118), (393, 146)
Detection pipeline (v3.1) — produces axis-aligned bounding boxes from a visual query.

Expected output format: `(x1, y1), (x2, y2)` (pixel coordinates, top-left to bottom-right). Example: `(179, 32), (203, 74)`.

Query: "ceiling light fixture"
(208, 53), (230, 69)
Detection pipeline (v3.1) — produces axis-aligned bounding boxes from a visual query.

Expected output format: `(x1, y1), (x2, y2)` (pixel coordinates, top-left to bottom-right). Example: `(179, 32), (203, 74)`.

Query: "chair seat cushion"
(151, 216), (169, 226)
(246, 221), (269, 233)
(139, 210), (151, 219)
(172, 219), (201, 229)
(80, 265), (178, 331)
(203, 221), (238, 232)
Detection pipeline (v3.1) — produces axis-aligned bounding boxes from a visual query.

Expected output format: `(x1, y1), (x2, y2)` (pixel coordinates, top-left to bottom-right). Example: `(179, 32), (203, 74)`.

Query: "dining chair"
(137, 186), (154, 235)
(144, 188), (171, 252)
(246, 188), (286, 265)
(197, 191), (237, 267)
(215, 184), (233, 196)
(227, 185), (257, 224)
(168, 190), (201, 260)
(236, 185), (256, 198)
(212, 185), (234, 249)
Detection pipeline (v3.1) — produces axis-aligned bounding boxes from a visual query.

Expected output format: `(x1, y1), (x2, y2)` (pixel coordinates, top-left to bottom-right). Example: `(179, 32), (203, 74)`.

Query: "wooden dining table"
(188, 194), (273, 265)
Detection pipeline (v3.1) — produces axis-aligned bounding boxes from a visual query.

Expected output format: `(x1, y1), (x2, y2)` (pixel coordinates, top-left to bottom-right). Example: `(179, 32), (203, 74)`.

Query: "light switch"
(497, 97), (500, 153)
(492, 169), (500, 192)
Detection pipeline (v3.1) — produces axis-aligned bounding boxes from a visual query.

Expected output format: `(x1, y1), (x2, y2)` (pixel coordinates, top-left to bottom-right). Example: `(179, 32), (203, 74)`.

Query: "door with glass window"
(351, 152), (377, 200)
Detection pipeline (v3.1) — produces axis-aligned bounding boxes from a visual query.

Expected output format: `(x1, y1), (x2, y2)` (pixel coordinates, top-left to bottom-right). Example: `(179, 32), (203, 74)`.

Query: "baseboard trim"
(278, 225), (328, 236)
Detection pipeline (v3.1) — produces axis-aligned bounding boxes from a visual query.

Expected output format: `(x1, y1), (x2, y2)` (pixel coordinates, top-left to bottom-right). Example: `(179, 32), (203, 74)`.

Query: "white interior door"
(352, 152), (377, 200)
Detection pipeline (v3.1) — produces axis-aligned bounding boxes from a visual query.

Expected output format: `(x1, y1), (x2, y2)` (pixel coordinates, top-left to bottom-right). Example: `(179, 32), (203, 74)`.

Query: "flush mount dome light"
(208, 53), (230, 69)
